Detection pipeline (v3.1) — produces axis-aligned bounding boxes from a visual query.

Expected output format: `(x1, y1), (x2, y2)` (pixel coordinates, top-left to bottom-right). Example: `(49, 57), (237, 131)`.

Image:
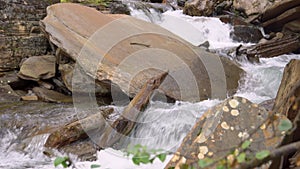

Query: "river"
(0, 4), (300, 169)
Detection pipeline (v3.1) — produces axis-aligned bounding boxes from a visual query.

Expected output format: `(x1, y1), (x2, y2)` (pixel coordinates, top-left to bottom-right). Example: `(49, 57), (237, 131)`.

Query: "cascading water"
(1, 4), (300, 169)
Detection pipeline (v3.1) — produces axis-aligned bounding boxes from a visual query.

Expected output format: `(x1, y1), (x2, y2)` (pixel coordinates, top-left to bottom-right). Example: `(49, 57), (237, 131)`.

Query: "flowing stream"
(0, 5), (300, 169)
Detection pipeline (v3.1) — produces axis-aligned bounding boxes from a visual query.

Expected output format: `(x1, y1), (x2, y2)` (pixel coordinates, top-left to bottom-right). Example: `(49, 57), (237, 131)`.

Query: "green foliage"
(198, 158), (214, 168)
(255, 150), (270, 160)
(278, 119), (293, 132)
(54, 156), (70, 168)
(241, 140), (251, 150)
(90, 164), (101, 168)
(126, 144), (168, 166)
(237, 153), (246, 163)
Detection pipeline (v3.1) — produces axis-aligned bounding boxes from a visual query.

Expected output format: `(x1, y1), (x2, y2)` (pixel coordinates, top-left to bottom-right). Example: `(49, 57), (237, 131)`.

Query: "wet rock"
(219, 15), (248, 26)
(183, 0), (227, 16)
(58, 139), (99, 161)
(0, 0), (59, 72)
(273, 59), (300, 120)
(109, 0), (130, 15)
(259, 0), (300, 33)
(283, 19), (300, 33)
(262, 6), (300, 33)
(0, 85), (21, 102)
(230, 25), (263, 43)
(32, 87), (72, 103)
(41, 3), (244, 102)
(233, 0), (277, 17)
(18, 55), (56, 81)
(0, 71), (29, 89)
(165, 96), (285, 169)
(259, 99), (275, 111)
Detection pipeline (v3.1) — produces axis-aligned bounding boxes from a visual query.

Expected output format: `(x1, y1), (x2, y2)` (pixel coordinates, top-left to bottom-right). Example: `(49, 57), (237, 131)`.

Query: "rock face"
(273, 59), (300, 120)
(18, 55), (56, 81)
(41, 3), (244, 102)
(0, 0), (59, 72)
(165, 96), (285, 169)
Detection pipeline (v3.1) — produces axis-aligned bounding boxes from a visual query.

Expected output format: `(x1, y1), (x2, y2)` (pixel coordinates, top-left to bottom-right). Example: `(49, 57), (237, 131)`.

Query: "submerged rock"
(165, 96), (285, 169)
(0, 85), (20, 102)
(41, 3), (244, 102)
(18, 55), (56, 81)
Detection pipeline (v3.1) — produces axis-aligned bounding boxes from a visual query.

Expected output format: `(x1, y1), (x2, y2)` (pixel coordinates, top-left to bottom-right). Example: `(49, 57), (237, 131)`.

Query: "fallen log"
(246, 33), (300, 60)
(44, 71), (167, 149)
(44, 107), (114, 148)
(97, 71), (168, 148)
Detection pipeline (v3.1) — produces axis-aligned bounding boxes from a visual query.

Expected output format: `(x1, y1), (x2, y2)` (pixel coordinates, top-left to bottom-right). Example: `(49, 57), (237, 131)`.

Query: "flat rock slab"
(18, 55), (56, 81)
(165, 96), (285, 169)
(41, 3), (244, 102)
(32, 87), (72, 103)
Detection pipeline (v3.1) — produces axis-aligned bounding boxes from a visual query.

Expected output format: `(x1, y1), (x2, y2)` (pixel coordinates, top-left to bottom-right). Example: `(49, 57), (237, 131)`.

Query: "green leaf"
(237, 153), (246, 163)
(139, 152), (150, 164)
(91, 164), (101, 168)
(157, 153), (167, 162)
(54, 157), (69, 167)
(241, 140), (251, 150)
(278, 119), (293, 132)
(255, 150), (270, 160)
(216, 165), (226, 169)
(132, 156), (141, 165)
(180, 164), (189, 169)
(149, 157), (155, 164)
(198, 158), (214, 168)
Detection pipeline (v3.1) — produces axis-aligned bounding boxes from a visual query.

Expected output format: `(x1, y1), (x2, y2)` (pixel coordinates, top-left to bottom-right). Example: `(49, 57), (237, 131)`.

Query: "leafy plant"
(126, 144), (168, 165)
(54, 156), (71, 168)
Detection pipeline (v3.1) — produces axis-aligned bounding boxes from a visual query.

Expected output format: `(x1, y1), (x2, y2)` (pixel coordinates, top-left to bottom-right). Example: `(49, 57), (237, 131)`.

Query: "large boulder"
(165, 96), (285, 169)
(41, 3), (244, 102)
(0, 0), (59, 72)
